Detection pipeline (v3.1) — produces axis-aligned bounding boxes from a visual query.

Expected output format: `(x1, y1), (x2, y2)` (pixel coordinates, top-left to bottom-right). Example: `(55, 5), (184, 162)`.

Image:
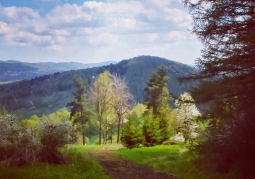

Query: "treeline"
(64, 65), (202, 148)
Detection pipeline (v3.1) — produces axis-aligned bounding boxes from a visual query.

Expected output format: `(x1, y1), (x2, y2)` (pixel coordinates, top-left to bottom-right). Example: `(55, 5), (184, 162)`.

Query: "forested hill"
(0, 60), (116, 82)
(0, 56), (196, 118)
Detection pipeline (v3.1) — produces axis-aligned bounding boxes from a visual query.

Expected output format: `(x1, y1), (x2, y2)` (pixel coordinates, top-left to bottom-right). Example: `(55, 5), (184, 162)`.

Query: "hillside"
(0, 56), (196, 118)
(0, 60), (116, 82)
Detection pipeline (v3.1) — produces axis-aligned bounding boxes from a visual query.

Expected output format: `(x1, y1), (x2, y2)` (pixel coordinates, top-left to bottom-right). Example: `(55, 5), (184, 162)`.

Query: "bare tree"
(111, 74), (134, 144)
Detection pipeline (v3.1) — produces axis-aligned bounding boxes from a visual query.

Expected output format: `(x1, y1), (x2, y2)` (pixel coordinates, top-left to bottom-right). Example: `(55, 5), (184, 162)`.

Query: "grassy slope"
(0, 146), (110, 179)
(114, 145), (229, 179)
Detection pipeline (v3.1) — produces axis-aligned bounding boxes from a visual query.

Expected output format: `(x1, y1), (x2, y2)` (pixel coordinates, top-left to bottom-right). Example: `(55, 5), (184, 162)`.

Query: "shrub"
(121, 117), (144, 149)
(0, 114), (77, 166)
(142, 112), (161, 146)
(0, 115), (39, 166)
(37, 119), (77, 164)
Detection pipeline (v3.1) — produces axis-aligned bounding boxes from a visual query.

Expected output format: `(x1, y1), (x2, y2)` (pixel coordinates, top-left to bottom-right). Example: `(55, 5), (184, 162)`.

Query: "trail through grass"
(114, 145), (229, 179)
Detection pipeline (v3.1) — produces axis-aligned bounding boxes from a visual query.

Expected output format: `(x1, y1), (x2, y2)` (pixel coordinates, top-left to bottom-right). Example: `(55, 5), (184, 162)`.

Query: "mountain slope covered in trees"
(0, 60), (116, 82)
(0, 56), (196, 118)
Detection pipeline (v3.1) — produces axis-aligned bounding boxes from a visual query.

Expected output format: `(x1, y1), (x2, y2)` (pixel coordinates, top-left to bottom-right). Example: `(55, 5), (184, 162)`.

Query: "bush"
(0, 115), (39, 166)
(37, 119), (77, 164)
(0, 114), (77, 166)
(142, 112), (161, 146)
(121, 117), (144, 149)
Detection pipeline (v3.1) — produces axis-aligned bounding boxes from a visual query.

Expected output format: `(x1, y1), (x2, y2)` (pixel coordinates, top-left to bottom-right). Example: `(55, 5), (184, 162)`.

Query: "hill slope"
(0, 56), (196, 118)
(0, 60), (116, 82)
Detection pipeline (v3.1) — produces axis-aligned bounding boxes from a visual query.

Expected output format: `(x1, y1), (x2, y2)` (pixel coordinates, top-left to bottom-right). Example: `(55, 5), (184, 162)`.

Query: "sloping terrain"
(0, 56), (196, 118)
(0, 60), (116, 82)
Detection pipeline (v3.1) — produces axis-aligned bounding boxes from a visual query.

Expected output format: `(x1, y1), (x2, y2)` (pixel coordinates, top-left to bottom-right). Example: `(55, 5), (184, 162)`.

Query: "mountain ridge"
(0, 60), (116, 82)
(0, 55), (196, 118)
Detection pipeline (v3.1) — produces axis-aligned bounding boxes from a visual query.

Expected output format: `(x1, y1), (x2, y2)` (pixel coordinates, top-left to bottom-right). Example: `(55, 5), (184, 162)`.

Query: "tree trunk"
(117, 116), (121, 144)
(99, 117), (102, 145)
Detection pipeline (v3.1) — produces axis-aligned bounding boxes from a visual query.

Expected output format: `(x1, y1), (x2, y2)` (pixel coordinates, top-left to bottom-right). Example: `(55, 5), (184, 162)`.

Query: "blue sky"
(0, 0), (202, 64)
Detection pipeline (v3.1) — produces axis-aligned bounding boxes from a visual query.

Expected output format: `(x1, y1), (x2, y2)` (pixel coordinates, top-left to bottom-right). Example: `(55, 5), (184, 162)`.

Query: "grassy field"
(0, 147), (110, 179)
(114, 145), (229, 179)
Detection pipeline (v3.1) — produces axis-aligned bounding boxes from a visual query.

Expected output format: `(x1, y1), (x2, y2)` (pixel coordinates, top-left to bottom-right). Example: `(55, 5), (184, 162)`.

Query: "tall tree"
(144, 65), (171, 144)
(182, 0), (255, 177)
(90, 71), (113, 145)
(67, 76), (90, 145)
(144, 65), (170, 115)
(111, 74), (134, 144)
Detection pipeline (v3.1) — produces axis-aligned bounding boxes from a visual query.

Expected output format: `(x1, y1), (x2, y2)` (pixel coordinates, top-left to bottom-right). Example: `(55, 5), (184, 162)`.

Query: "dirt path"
(86, 148), (176, 179)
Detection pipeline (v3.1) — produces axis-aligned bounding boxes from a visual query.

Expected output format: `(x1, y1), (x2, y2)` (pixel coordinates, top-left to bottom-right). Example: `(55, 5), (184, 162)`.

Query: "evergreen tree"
(142, 110), (161, 146)
(121, 115), (144, 149)
(182, 0), (255, 177)
(67, 76), (90, 145)
(143, 65), (171, 144)
(144, 65), (169, 115)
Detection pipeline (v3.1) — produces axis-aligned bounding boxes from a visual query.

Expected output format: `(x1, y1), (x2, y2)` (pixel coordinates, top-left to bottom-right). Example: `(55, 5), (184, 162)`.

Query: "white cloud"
(0, 1), (202, 64)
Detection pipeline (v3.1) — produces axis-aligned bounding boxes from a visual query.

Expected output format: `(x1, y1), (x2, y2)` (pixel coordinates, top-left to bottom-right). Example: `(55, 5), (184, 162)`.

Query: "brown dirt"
(86, 148), (177, 179)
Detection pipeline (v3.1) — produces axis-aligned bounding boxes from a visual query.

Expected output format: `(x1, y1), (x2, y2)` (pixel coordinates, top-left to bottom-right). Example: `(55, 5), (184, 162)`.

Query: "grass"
(70, 144), (123, 153)
(113, 145), (229, 179)
(0, 146), (110, 179)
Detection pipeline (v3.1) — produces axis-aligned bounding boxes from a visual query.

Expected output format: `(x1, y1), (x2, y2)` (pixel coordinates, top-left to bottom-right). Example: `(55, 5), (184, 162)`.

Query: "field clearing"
(114, 145), (229, 179)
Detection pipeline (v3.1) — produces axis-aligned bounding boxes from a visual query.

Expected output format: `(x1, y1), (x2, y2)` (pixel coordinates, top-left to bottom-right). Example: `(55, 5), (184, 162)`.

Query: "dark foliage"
(182, 0), (255, 177)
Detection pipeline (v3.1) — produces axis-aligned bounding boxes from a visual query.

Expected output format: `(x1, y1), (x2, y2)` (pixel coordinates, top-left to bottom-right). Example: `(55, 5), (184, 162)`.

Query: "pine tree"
(182, 0), (255, 177)
(67, 76), (90, 145)
(144, 65), (169, 115)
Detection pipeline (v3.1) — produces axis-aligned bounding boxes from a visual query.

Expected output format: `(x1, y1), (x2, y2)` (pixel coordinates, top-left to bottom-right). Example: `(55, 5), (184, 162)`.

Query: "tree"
(89, 71), (113, 145)
(175, 92), (200, 144)
(182, 0), (255, 177)
(144, 65), (169, 115)
(143, 65), (171, 144)
(121, 115), (144, 149)
(67, 76), (90, 145)
(111, 74), (134, 144)
(142, 110), (162, 146)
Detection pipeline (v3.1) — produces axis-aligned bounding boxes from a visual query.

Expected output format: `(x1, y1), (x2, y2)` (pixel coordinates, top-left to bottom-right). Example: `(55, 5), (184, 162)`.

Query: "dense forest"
(0, 56), (196, 118)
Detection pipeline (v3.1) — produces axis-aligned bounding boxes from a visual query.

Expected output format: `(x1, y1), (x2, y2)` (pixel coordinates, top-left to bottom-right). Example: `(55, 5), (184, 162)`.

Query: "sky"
(0, 0), (203, 64)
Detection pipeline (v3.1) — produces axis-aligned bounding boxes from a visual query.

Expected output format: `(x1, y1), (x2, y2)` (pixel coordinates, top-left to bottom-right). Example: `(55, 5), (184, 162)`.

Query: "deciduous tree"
(175, 92), (200, 144)
(89, 71), (113, 145)
(111, 74), (134, 144)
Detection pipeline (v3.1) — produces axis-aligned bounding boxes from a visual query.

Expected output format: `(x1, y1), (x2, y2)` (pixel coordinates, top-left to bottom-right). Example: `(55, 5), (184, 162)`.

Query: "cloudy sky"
(0, 0), (202, 64)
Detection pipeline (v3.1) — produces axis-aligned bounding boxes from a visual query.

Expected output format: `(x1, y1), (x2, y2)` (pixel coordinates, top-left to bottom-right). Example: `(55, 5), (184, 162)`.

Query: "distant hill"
(0, 60), (116, 82)
(0, 56), (197, 118)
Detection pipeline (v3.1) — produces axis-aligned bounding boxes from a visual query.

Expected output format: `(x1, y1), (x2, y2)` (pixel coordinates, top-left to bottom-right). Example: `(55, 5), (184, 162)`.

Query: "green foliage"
(0, 106), (9, 115)
(0, 148), (110, 179)
(0, 110), (77, 166)
(182, 1), (255, 178)
(0, 56), (195, 115)
(21, 114), (40, 128)
(90, 71), (114, 145)
(67, 76), (90, 145)
(142, 110), (162, 146)
(144, 65), (169, 115)
(0, 114), (39, 166)
(121, 116), (144, 149)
